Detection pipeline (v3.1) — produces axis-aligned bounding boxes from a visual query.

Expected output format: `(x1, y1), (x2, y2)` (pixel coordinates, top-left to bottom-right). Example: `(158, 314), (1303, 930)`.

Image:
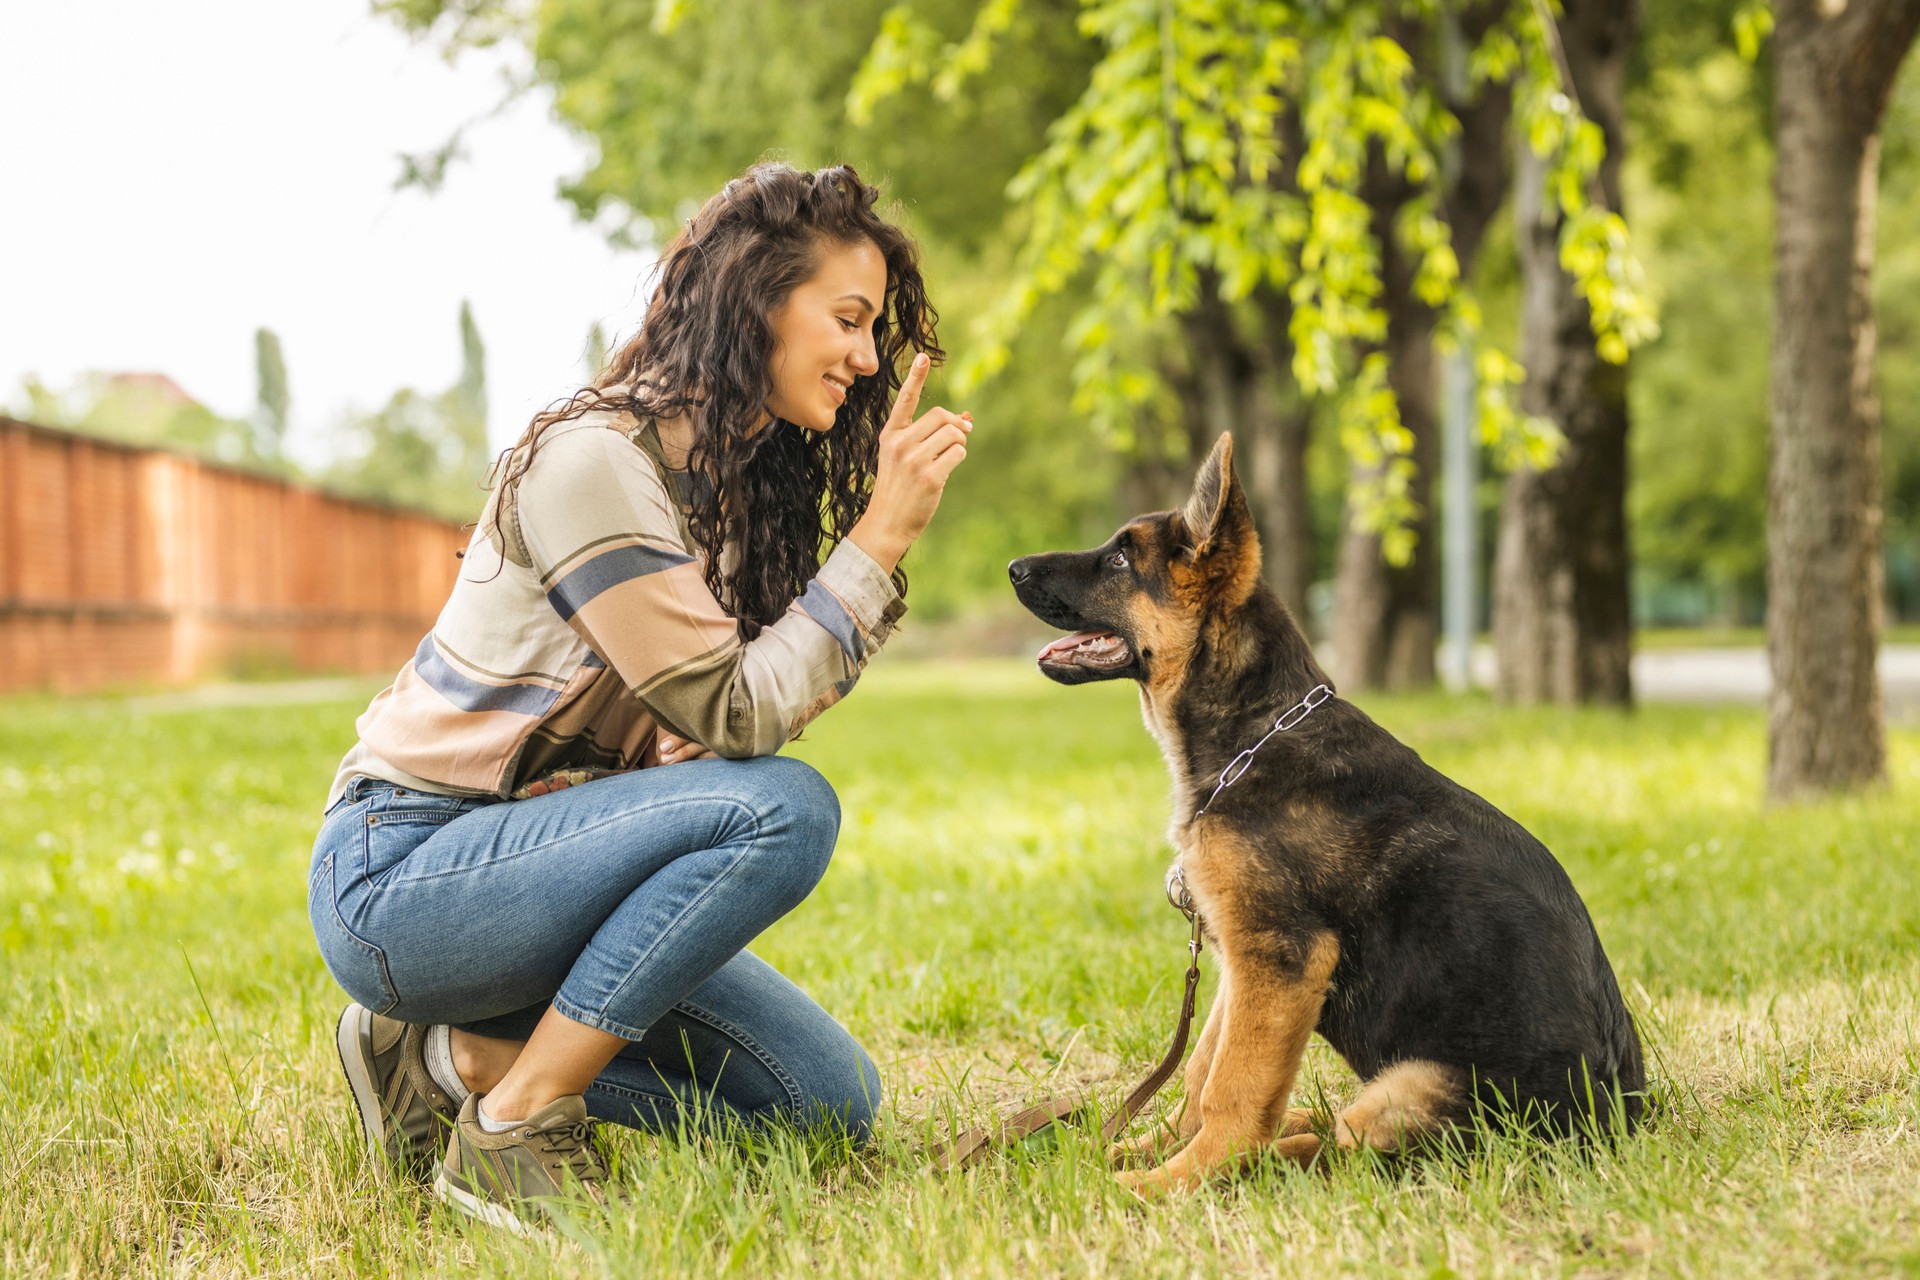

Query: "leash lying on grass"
(930, 876), (1205, 1173)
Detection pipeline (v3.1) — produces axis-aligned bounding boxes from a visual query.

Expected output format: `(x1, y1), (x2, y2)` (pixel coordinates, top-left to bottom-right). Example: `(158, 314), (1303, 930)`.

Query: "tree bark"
(1331, 8), (1513, 692)
(1765, 0), (1920, 798)
(1492, 0), (1636, 708)
(1177, 284), (1314, 620)
(1246, 288), (1313, 620)
(1331, 274), (1441, 691)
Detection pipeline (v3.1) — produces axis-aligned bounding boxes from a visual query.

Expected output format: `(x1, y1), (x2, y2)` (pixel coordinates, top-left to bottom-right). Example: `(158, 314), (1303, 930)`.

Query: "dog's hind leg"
(1115, 933), (1338, 1199)
(1334, 1060), (1471, 1155)
(1279, 1106), (1323, 1137)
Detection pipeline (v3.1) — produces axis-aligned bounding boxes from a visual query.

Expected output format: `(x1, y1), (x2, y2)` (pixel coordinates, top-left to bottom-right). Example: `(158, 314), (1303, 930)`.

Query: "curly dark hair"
(489, 161), (942, 639)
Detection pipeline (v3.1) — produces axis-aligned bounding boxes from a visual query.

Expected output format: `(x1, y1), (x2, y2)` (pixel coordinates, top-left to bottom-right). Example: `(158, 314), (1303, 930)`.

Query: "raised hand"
(848, 352), (971, 573)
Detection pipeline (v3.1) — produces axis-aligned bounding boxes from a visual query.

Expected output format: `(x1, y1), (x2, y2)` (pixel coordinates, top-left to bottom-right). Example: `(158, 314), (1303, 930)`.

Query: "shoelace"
(532, 1119), (606, 1185)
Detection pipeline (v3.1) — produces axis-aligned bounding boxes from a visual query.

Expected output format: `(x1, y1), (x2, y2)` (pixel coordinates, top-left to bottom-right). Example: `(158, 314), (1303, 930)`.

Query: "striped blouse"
(325, 409), (906, 809)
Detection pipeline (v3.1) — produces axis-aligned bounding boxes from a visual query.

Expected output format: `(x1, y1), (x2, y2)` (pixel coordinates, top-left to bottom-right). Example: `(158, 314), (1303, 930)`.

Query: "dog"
(1009, 433), (1644, 1197)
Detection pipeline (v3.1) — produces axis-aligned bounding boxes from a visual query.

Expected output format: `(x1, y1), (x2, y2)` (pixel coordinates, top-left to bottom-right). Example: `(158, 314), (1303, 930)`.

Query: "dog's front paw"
(1113, 1161), (1195, 1201)
(1108, 1125), (1181, 1169)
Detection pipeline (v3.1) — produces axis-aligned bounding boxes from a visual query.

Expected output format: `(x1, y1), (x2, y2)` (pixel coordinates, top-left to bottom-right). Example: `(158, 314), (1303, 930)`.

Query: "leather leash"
(928, 686), (1335, 1172)
(930, 880), (1204, 1173)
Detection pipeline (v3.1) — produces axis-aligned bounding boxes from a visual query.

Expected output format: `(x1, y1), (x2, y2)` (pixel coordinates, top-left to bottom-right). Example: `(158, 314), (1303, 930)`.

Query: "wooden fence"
(0, 417), (468, 694)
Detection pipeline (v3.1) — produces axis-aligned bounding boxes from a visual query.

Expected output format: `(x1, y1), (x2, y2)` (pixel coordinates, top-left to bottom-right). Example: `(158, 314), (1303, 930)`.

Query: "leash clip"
(1164, 860), (1196, 922)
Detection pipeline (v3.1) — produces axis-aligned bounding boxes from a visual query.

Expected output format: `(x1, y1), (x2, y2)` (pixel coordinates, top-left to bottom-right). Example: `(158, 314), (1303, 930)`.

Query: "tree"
(1491, 0), (1642, 706)
(7, 371), (258, 464)
(859, 0), (1649, 670)
(1331, 5), (1516, 690)
(253, 327), (291, 462)
(323, 305), (500, 521)
(1766, 0), (1920, 797)
(584, 321), (610, 382)
(450, 299), (491, 476)
(1623, 39), (1774, 627)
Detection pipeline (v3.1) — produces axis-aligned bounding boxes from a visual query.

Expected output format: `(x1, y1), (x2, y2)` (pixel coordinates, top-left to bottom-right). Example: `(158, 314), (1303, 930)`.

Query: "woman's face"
(765, 238), (888, 432)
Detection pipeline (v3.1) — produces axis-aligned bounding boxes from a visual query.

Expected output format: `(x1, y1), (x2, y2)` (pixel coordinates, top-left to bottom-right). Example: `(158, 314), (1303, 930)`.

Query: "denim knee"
(743, 756), (841, 905)
(797, 1038), (883, 1144)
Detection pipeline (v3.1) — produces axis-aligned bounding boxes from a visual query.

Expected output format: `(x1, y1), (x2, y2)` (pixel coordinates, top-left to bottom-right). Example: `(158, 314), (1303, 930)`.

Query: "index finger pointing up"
(884, 352), (931, 433)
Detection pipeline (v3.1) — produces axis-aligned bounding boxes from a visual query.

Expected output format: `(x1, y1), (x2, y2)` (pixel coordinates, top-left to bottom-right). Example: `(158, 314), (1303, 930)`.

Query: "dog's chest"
(1139, 689), (1201, 855)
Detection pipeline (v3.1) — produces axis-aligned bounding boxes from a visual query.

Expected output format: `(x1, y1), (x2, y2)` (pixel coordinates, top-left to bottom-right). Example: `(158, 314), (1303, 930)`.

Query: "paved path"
(1636, 645), (1920, 721)
(1463, 645), (1920, 720)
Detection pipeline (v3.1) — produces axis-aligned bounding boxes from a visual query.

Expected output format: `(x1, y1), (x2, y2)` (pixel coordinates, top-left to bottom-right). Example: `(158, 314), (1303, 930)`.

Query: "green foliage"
(3, 371), (280, 473)
(4, 670), (1920, 1272)
(521, 0), (1091, 252)
(855, 0), (1656, 564)
(252, 327), (291, 460)
(1622, 44), (1920, 622)
(1623, 51), (1772, 618)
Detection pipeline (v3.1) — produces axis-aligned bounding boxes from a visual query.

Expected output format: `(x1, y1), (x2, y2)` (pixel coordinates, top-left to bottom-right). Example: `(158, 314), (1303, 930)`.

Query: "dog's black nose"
(1008, 559), (1031, 586)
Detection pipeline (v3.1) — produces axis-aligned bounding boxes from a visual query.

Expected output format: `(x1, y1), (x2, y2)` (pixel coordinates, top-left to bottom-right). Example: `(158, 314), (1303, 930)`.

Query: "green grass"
(3, 661), (1919, 1277)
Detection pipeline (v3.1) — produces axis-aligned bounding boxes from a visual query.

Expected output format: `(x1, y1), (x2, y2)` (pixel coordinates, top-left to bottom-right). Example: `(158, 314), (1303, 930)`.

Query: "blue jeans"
(307, 756), (880, 1141)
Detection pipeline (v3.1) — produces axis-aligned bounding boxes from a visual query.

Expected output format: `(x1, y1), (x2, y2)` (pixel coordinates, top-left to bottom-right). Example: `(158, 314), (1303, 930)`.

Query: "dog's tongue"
(1038, 630), (1118, 662)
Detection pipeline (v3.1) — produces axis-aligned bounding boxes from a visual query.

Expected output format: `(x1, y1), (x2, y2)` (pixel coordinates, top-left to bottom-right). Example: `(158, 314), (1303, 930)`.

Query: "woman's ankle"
(448, 1027), (523, 1095)
(477, 1076), (573, 1124)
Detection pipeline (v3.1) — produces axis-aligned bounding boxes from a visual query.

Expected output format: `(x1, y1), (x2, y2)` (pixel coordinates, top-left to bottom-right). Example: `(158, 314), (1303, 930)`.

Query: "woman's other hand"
(848, 352), (970, 574)
(657, 732), (715, 765)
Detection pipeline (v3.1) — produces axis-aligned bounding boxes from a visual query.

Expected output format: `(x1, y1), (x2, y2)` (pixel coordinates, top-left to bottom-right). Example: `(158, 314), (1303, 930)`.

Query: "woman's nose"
(851, 334), (880, 376)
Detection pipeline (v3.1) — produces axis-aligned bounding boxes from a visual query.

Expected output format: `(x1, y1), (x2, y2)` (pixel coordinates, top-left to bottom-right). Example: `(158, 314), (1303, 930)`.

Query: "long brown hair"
(491, 162), (941, 638)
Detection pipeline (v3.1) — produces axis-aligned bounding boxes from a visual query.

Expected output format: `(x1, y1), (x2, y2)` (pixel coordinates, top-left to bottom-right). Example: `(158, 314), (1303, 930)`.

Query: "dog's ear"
(1180, 433), (1246, 555)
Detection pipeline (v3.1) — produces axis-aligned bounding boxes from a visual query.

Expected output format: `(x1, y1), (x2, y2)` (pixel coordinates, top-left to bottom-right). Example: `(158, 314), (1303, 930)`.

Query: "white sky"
(0, 0), (651, 458)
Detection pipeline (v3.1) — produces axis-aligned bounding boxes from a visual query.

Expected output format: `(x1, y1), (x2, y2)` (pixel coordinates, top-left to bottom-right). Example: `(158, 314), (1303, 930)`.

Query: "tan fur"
(1335, 1059), (1467, 1153)
(1121, 523), (1206, 844)
(1102, 445), (1363, 1196)
(1107, 965), (1230, 1170)
(1264, 1059), (1468, 1171)
(1116, 825), (1338, 1198)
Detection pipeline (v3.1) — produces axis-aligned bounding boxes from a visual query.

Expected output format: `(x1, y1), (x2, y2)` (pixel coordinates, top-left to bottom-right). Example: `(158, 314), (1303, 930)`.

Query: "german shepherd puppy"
(1009, 434), (1643, 1197)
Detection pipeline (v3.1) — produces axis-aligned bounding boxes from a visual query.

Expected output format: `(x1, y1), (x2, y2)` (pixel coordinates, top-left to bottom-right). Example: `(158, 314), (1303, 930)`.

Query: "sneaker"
(433, 1093), (609, 1235)
(333, 1003), (459, 1180)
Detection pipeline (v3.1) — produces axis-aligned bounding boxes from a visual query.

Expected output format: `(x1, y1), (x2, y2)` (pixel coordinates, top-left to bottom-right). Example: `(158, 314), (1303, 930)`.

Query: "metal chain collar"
(1190, 687), (1328, 817)
(1195, 682), (1332, 817)
(1164, 683), (1334, 935)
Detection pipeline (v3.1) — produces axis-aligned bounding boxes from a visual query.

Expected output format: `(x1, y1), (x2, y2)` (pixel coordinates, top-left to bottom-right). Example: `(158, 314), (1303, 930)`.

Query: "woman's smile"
(766, 238), (887, 431)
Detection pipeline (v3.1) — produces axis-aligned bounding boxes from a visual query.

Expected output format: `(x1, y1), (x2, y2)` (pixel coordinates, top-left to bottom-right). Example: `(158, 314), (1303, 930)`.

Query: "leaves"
(856, 0), (1656, 549)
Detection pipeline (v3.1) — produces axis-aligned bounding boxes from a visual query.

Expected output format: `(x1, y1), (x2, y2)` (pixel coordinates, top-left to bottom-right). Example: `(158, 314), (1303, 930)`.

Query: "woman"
(308, 162), (968, 1232)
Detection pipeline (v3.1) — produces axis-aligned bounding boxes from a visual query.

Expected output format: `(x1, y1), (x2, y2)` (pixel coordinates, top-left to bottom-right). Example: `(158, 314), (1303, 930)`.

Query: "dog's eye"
(1108, 550), (1129, 570)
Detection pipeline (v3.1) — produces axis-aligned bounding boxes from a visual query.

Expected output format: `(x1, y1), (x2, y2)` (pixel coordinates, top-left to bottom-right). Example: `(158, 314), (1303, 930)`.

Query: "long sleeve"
(512, 422), (904, 757)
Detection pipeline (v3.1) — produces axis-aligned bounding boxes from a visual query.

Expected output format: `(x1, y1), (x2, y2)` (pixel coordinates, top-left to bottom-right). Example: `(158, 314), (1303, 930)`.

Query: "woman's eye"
(838, 317), (860, 331)
(1109, 550), (1129, 569)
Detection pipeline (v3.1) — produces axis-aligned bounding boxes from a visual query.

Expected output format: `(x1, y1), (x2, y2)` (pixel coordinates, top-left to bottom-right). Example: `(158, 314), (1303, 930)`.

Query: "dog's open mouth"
(1036, 630), (1134, 671)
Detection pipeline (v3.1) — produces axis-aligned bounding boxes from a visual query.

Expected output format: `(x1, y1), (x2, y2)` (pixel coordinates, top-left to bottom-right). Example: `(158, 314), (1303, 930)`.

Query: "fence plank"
(0, 418), (466, 694)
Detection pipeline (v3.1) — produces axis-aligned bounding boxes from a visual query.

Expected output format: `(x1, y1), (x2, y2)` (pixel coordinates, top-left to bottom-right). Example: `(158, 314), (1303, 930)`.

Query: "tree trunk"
(1247, 287), (1313, 620)
(1242, 385), (1313, 622)
(1180, 284), (1314, 620)
(1490, 0), (1635, 708)
(1331, 291), (1441, 691)
(1765, 0), (1920, 797)
(1331, 8), (1513, 692)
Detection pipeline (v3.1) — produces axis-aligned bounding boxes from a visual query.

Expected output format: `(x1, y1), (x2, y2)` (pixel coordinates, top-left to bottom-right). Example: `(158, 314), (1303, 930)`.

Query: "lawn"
(3, 661), (1918, 1277)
